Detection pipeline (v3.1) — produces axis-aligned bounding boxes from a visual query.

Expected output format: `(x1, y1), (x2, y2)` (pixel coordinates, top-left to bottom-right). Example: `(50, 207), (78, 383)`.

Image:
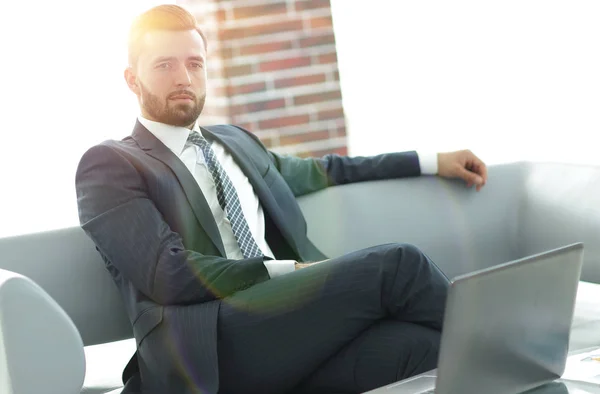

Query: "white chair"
(0, 268), (85, 394)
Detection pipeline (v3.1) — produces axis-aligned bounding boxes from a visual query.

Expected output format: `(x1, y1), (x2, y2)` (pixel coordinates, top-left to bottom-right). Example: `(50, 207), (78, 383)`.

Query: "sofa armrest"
(0, 268), (85, 394)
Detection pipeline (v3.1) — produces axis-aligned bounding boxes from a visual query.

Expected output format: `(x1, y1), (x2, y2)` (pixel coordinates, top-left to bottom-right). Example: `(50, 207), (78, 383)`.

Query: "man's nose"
(174, 64), (192, 86)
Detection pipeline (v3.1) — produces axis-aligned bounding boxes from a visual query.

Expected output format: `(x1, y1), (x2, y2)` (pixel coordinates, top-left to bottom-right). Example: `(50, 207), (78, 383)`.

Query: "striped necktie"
(187, 131), (263, 259)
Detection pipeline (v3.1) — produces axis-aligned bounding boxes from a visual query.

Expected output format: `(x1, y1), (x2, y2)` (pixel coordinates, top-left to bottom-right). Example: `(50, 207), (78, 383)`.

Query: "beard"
(139, 81), (206, 127)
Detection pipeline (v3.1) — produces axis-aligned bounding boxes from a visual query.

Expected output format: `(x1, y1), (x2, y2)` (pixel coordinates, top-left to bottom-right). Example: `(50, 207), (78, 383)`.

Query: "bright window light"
(331, 0), (600, 166)
(1, 1), (598, 238)
(0, 0), (173, 238)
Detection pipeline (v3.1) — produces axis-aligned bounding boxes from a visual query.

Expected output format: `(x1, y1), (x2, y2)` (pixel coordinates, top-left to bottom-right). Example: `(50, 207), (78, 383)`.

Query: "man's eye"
(190, 62), (204, 69)
(157, 63), (171, 69)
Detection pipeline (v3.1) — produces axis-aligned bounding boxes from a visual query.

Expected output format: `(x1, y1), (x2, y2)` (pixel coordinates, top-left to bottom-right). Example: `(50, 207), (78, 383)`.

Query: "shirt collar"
(138, 115), (201, 156)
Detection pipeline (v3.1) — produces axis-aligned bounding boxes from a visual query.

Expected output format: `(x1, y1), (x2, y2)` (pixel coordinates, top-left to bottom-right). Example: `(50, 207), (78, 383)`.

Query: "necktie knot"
(187, 131), (209, 149)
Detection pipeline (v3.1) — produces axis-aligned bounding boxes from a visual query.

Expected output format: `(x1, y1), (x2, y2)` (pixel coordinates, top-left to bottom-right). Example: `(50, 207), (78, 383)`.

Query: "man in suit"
(75, 5), (488, 394)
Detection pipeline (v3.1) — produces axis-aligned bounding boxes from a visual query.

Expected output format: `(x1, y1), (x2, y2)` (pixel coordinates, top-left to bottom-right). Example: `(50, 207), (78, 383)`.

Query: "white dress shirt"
(139, 116), (438, 278)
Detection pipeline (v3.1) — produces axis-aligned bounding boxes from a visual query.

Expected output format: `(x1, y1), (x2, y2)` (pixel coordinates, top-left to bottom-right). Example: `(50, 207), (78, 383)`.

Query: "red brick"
(317, 107), (345, 121)
(299, 34), (336, 48)
(259, 114), (310, 129)
(222, 20), (303, 41)
(280, 129), (330, 146)
(262, 137), (274, 148)
(318, 52), (338, 64)
(310, 16), (333, 29)
(332, 70), (340, 81)
(336, 126), (347, 137)
(216, 9), (227, 23)
(274, 73), (327, 89)
(335, 146), (349, 156)
(220, 46), (235, 60)
(225, 64), (253, 78)
(240, 40), (294, 56)
(259, 56), (312, 72)
(230, 98), (286, 116)
(233, 2), (288, 20)
(228, 82), (267, 96)
(236, 122), (254, 130)
(295, 0), (331, 11)
(294, 90), (342, 106)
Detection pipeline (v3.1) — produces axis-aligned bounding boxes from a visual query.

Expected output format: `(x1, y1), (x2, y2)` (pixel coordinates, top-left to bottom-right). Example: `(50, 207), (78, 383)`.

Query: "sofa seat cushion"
(81, 338), (135, 394)
(570, 281), (600, 352)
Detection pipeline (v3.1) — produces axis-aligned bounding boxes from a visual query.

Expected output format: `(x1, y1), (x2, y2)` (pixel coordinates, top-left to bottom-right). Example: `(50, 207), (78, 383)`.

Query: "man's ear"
(124, 67), (141, 96)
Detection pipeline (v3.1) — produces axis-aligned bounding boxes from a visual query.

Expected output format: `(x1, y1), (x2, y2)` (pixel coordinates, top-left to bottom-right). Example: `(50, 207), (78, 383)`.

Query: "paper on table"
(562, 348), (600, 385)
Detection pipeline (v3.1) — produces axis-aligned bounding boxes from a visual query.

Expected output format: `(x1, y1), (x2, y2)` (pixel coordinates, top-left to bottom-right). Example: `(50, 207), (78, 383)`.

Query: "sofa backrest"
(301, 161), (600, 283)
(0, 161), (598, 348)
(517, 162), (600, 283)
(300, 161), (528, 280)
(0, 228), (130, 346)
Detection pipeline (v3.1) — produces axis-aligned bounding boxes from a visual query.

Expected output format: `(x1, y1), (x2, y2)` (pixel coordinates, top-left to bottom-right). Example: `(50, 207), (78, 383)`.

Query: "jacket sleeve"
(232, 125), (423, 198)
(268, 150), (422, 197)
(75, 144), (270, 306)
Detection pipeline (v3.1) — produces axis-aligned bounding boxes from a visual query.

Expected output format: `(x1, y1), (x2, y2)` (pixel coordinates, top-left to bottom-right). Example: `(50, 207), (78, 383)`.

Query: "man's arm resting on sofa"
(268, 150), (424, 197)
(270, 150), (489, 196)
(233, 124), (438, 196)
(76, 144), (271, 306)
(236, 124), (487, 194)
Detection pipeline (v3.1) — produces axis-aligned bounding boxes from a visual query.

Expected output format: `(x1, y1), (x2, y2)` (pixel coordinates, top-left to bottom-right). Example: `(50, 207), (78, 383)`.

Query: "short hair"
(128, 4), (208, 67)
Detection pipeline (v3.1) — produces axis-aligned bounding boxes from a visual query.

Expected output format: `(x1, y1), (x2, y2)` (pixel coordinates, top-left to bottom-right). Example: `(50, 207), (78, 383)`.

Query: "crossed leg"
(216, 243), (449, 394)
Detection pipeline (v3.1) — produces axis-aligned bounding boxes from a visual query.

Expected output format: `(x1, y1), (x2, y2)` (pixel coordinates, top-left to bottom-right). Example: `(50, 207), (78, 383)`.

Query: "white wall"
(330, 1), (600, 165)
(0, 0), (172, 238)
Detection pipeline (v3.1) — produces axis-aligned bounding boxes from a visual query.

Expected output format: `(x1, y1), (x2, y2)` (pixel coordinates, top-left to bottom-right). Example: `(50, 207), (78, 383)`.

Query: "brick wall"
(180, 0), (347, 157)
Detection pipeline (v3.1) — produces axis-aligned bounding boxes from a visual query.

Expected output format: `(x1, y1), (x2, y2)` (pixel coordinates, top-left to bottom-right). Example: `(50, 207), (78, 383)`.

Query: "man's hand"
(437, 150), (488, 191)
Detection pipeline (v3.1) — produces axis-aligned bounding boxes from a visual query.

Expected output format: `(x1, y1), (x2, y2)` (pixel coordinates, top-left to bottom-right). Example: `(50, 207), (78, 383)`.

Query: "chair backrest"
(0, 269), (85, 393)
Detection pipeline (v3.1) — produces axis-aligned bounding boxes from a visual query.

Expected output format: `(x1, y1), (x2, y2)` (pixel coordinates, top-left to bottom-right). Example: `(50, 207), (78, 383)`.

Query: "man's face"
(128, 29), (207, 127)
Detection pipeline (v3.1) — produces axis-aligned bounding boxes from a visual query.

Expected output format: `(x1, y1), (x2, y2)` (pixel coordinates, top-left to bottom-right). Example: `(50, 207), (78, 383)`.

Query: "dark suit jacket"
(75, 121), (422, 393)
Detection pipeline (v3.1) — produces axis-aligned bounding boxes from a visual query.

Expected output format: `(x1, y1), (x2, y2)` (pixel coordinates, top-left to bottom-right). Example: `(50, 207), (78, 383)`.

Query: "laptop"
(365, 242), (584, 394)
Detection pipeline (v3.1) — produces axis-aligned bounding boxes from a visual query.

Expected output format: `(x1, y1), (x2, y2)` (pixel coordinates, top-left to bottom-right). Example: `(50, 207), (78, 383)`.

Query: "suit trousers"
(216, 243), (450, 394)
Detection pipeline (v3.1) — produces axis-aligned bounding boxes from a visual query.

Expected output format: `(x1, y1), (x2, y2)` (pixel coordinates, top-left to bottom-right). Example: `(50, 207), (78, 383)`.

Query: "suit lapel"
(131, 121), (226, 257)
(202, 126), (301, 257)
